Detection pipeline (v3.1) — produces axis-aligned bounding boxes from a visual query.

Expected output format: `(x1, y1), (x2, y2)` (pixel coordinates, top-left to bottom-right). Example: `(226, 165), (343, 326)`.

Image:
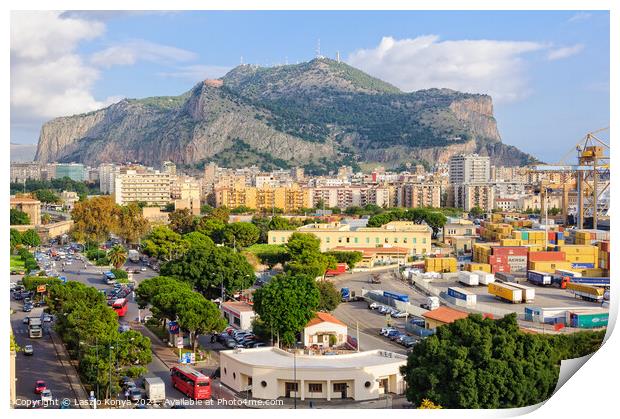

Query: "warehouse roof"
(423, 306), (469, 324)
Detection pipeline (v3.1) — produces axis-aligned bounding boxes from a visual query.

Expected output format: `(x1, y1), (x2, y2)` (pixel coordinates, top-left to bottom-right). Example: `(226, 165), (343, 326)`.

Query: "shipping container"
(528, 251), (566, 262)
(568, 311), (609, 328)
(488, 282), (521, 303)
(566, 283), (604, 302)
(458, 271), (479, 286)
(495, 272), (515, 282)
(527, 270), (552, 286)
(505, 282), (535, 302)
(472, 270), (495, 285)
(447, 287), (477, 305)
(567, 277), (610, 286)
(493, 246), (529, 256)
(383, 291), (410, 303)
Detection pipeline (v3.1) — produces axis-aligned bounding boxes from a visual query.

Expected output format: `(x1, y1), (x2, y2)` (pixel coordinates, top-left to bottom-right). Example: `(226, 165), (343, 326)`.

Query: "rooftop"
(422, 306), (469, 324)
(221, 347), (407, 370)
(306, 312), (347, 328)
(222, 301), (255, 313)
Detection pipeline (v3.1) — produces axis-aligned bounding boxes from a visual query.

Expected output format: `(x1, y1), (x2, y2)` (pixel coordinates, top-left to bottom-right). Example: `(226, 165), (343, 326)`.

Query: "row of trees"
(401, 313), (606, 408)
(136, 276), (227, 353)
(366, 207), (448, 238)
(14, 247), (40, 272)
(47, 281), (152, 399)
(10, 177), (99, 197)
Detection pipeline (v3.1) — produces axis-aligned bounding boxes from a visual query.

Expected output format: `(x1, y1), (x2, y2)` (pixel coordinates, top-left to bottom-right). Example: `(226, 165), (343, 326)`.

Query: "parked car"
(40, 389), (53, 403)
(24, 345), (34, 356)
(385, 330), (401, 339)
(43, 314), (53, 322)
(391, 311), (408, 318)
(250, 342), (266, 348)
(23, 304), (33, 313)
(128, 388), (142, 402)
(368, 302), (379, 310)
(389, 332), (405, 341)
(380, 327), (397, 336)
(35, 380), (47, 394)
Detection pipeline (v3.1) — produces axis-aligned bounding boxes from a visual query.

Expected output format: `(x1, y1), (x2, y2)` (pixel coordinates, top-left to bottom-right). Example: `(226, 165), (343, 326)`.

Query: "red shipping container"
(600, 241), (610, 252)
(492, 246), (529, 256)
(528, 251), (566, 262)
(488, 255), (508, 264)
(491, 264), (511, 274)
(547, 232), (556, 240)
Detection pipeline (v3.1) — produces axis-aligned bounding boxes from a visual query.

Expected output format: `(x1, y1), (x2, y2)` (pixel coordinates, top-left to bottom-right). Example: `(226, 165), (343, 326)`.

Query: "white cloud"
(90, 40), (198, 68)
(546, 43), (585, 61)
(567, 12), (593, 23)
(10, 11), (113, 124)
(157, 64), (233, 82)
(347, 36), (546, 103)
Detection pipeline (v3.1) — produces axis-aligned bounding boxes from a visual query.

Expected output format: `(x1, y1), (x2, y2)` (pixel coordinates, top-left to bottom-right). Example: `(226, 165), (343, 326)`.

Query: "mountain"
(35, 58), (536, 173)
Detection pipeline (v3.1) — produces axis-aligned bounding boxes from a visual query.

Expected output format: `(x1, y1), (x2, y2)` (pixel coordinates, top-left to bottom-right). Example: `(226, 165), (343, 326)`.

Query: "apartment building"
(268, 221), (432, 255)
(494, 198), (518, 211)
(450, 183), (495, 212)
(98, 164), (118, 194)
(114, 169), (171, 207)
(215, 185), (311, 213)
(449, 154), (490, 184)
(397, 183), (442, 208)
(10, 162), (42, 183)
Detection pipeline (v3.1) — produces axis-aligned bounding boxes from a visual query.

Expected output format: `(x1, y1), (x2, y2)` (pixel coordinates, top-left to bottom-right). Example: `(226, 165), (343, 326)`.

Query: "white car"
(380, 327), (397, 336)
(40, 389), (53, 402)
(391, 311), (408, 318)
(140, 267), (147, 272)
(24, 345), (34, 355)
(368, 302), (379, 310)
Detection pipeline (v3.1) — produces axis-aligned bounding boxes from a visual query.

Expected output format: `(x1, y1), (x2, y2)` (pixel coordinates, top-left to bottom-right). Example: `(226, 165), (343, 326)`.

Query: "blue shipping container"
(569, 277), (610, 286)
(383, 291), (409, 303)
(527, 270), (551, 285)
(448, 287), (467, 301)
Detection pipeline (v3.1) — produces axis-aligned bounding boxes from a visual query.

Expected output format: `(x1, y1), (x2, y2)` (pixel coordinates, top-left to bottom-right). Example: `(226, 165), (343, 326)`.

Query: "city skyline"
(10, 10), (610, 163)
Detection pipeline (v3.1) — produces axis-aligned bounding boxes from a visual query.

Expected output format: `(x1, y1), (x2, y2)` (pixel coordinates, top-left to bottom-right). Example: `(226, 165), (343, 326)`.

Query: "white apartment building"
(451, 183), (495, 212)
(99, 164), (118, 194)
(449, 154), (491, 184)
(114, 169), (171, 207)
(10, 162), (42, 183)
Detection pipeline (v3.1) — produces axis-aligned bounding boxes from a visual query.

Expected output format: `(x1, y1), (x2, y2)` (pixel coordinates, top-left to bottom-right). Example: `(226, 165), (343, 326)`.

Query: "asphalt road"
(11, 301), (74, 409)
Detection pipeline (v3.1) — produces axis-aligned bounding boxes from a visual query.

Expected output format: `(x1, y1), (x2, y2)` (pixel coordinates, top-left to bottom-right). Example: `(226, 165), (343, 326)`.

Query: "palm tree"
(107, 245), (128, 269)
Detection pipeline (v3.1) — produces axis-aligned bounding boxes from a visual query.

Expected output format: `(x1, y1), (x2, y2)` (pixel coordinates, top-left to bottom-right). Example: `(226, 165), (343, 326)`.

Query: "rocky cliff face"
(35, 58), (535, 171)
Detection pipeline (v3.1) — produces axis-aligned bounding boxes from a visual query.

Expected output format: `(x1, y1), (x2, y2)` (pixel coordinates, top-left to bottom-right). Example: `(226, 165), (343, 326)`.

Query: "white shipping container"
(472, 270), (495, 285)
(458, 271), (479, 286)
(506, 282), (535, 302)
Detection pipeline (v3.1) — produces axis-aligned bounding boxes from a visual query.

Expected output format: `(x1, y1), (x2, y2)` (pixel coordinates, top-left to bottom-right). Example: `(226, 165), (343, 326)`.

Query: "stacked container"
(465, 263), (491, 273)
(597, 241), (610, 273)
(556, 245), (599, 268)
(424, 257), (457, 273)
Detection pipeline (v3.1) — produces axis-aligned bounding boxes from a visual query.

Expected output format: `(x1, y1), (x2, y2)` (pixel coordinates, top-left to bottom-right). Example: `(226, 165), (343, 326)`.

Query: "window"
(354, 237), (359, 243)
(326, 237), (330, 243)
(366, 237), (370, 244)
(413, 238), (417, 244)
(281, 237), (285, 243)
(422, 238), (427, 244)
(394, 238), (398, 243)
(308, 383), (322, 393)
(364, 381), (371, 388)
(375, 237), (380, 244)
(338, 237), (342, 243)
(403, 238), (407, 243)
(261, 380), (267, 388)
(346, 237), (350, 243)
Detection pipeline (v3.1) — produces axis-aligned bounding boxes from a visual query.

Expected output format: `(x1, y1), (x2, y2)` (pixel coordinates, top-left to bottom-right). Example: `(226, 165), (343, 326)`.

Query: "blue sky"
(10, 10), (609, 163)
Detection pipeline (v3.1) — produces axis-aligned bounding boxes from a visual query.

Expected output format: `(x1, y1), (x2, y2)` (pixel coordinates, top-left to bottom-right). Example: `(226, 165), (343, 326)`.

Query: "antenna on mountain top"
(336, 51), (341, 63)
(316, 39), (324, 59)
(285, 56), (288, 65)
(240, 56), (244, 65)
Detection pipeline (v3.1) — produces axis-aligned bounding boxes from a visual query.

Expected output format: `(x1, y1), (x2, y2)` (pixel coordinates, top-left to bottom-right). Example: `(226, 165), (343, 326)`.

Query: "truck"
(505, 282), (535, 303)
(568, 310), (609, 328)
(458, 271), (479, 286)
(325, 263), (348, 277)
(28, 317), (43, 338)
(340, 287), (351, 302)
(472, 270), (495, 285)
(494, 272), (515, 282)
(420, 296), (439, 310)
(527, 270), (552, 286)
(488, 282), (521, 304)
(565, 277), (610, 287)
(144, 376), (166, 404)
(447, 287), (477, 305)
(128, 249), (140, 263)
(566, 283), (605, 302)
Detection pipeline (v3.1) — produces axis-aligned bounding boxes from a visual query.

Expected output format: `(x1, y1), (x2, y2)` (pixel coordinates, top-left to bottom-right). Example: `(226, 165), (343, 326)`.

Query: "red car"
(35, 380), (47, 394)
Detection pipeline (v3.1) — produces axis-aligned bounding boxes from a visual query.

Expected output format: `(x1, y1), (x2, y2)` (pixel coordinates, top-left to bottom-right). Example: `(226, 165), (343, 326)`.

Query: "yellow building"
(215, 185), (310, 213)
(397, 183), (442, 208)
(10, 196), (41, 225)
(268, 221), (432, 255)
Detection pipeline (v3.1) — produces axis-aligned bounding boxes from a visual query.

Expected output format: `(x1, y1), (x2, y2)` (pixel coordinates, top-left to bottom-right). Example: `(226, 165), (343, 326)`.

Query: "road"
(11, 301), (74, 409)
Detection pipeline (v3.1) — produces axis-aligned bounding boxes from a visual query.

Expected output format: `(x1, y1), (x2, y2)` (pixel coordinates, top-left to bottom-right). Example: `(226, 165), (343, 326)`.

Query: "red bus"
(170, 365), (211, 400)
(112, 298), (128, 317)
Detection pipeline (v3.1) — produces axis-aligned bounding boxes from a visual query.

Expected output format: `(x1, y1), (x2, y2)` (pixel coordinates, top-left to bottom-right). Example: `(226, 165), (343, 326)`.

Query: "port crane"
(533, 127), (610, 230)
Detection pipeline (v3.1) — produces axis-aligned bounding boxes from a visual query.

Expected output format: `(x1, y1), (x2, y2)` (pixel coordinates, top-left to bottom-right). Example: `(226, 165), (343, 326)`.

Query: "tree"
(10, 229), (21, 252)
(168, 209), (198, 234)
(284, 233), (335, 277)
(160, 245), (255, 299)
(115, 203), (149, 244)
(71, 196), (120, 243)
(219, 222), (261, 248)
(21, 229), (41, 247)
(10, 208), (30, 225)
(196, 217), (226, 240)
(205, 206), (230, 224)
(469, 206), (484, 218)
(316, 280), (341, 311)
(177, 293), (227, 353)
(183, 231), (215, 250)
(253, 273), (320, 347)
(107, 245), (128, 269)
(325, 250), (363, 269)
(401, 313), (562, 408)
(141, 226), (188, 262)
(34, 189), (60, 203)
(425, 211), (448, 239)
(418, 399), (442, 409)
(41, 213), (52, 225)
